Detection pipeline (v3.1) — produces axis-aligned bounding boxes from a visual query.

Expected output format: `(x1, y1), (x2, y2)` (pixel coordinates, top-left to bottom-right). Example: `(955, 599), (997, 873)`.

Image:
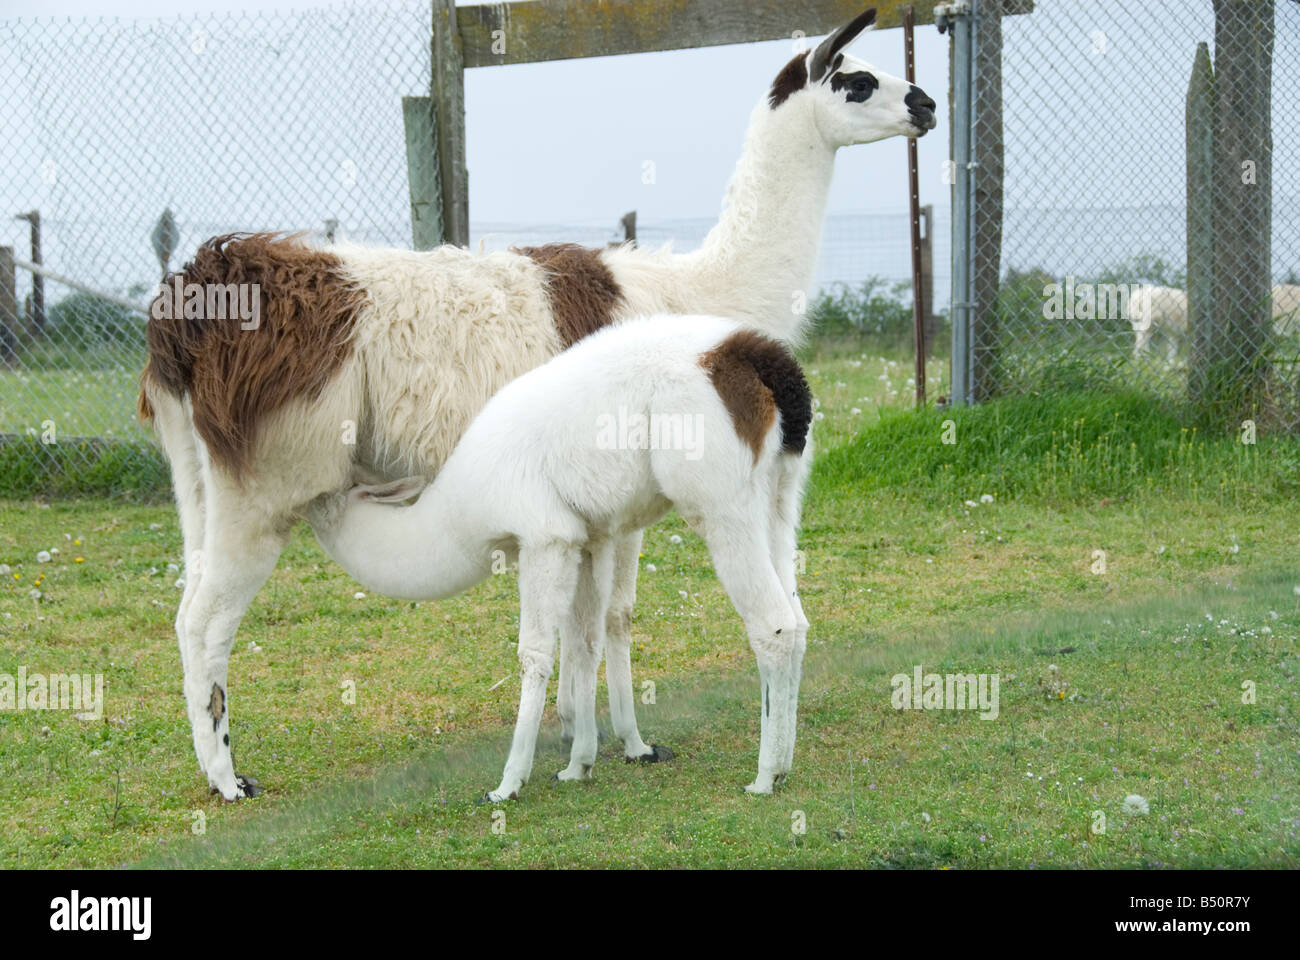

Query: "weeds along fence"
(946, 0), (1300, 432)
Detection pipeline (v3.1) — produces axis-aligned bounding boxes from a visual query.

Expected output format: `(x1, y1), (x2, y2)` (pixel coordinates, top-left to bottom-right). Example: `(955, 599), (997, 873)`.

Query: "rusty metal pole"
(904, 6), (926, 406)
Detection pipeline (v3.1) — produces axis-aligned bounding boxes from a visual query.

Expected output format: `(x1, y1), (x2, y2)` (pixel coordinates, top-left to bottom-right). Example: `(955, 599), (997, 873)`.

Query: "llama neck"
(691, 101), (837, 325)
(310, 482), (490, 602)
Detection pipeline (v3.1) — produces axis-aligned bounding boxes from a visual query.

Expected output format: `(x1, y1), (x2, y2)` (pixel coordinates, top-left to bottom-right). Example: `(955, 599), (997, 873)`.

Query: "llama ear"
(810, 7), (877, 82)
(351, 477), (427, 504)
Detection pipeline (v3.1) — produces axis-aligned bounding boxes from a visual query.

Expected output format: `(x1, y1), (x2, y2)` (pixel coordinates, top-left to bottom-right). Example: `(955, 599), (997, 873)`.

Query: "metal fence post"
(943, 0), (974, 405)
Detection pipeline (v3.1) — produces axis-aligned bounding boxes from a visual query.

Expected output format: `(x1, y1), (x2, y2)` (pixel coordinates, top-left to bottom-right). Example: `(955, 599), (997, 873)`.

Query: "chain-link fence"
(0, 0), (933, 491)
(950, 0), (1299, 431)
(0, 1), (433, 486)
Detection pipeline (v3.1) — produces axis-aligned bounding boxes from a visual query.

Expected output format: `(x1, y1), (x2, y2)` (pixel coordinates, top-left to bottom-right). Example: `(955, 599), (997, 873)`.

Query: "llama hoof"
(480, 789), (518, 804)
(627, 743), (674, 764)
(554, 763), (594, 782)
(743, 781), (774, 796)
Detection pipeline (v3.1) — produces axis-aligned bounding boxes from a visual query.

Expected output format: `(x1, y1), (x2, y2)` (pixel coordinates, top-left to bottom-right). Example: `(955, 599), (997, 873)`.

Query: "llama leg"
(147, 394), (210, 770)
(556, 626), (577, 746)
(488, 541), (580, 802)
(769, 453), (811, 775)
(182, 508), (287, 801)
(701, 514), (797, 794)
(606, 531), (670, 762)
(556, 542), (611, 782)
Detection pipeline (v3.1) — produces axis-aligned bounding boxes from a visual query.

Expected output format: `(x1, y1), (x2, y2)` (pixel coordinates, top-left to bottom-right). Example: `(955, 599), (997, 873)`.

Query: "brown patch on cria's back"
(138, 232), (365, 479)
(699, 330), (812, 464)
(768, 53), (808, 109)
(513, 243), (624, 348)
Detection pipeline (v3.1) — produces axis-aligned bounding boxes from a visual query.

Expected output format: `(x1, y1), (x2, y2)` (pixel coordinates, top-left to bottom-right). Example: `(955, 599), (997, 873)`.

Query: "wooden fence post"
(1186, 41), (1215, 405)
(1211, 0), (1273, 418)
(0, 246), (17, 367)
(403, 95), (444, 250)
(15, 211), (43, 336)
(970, 0), (1004, 402)
(433, 0), (469, 247)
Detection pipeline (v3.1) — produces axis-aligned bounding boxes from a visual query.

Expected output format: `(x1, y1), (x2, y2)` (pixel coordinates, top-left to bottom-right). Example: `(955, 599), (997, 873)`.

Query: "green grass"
(1, 348), (1298, 868)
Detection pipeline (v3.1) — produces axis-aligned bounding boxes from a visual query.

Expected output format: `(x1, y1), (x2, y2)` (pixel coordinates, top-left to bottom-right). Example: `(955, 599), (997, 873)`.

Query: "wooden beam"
(402, 96), (444, 250)
(458, 0), (1032, 69)
(433, 0), (469, 246)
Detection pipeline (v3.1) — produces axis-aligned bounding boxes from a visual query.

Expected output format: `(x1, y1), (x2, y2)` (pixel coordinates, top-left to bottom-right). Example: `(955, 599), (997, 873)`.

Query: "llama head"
(768, 7), (937, 147)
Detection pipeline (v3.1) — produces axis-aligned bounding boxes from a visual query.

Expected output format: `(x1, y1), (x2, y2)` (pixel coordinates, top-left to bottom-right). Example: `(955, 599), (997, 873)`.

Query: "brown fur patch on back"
(139, 233), (364, 479)
(513, 243), (623, 348)
(768, 53), (809, 109)
(700, 329), (812, 464)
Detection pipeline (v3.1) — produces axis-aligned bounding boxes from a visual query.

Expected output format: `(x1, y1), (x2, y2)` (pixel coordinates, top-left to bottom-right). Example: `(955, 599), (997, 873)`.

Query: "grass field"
(1, 346), (1298, 868)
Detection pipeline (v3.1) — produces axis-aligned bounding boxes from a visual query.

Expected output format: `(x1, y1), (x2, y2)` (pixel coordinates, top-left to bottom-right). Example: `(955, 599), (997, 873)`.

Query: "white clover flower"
(174, 578), (185, 589)
(166, 563), (180, 574)
(0, 564), (9, 576)
(979, 494), (994, 504)
(850, 408), (861, 415)
(1121, 794), (1150, 816)
(353, 592), (366, 600)
(28, 588), (42, 600)
(669, 535), (683, 545)
(814, 411), (825, 421)
(36, 551), (51, 563)
(921, 812), (931, 823)
(645, 563), (657, 573)
(964, 500), (977, 508)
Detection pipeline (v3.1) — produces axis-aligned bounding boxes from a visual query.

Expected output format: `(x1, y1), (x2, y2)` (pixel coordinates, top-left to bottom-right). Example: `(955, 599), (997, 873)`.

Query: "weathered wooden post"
(433, 0), (469, 247)
(1211, 0), (1273, 419)
(402, 95), (444, 250)
(970, 0), (1004, 403)
(1185, 41), (1215, 406)
(14, 211), (43, 336)
(0, 245), (17, 367)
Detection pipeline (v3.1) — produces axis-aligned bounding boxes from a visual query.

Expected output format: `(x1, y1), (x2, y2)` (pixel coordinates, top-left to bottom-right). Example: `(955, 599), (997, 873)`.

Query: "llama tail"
(700, 329), (813, 458)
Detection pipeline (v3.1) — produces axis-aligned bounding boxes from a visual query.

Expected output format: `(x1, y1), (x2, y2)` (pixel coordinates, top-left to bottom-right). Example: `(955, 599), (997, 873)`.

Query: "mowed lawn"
(1, 349), (1298, 868)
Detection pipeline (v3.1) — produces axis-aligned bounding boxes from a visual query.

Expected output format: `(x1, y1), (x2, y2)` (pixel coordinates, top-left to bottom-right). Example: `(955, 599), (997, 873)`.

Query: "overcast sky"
(1, 0), (951, 223)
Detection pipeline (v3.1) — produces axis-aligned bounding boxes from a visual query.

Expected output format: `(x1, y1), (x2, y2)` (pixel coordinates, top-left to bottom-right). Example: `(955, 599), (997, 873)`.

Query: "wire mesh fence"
(5, 0), (1290, 495)
(0, 0), (933, 491)
(956, 0), (1300, 432)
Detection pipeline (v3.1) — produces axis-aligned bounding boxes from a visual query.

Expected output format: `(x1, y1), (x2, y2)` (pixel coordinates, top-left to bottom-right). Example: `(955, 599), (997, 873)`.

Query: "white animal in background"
(138, 6), (934, 800)
(1272, 284), (1300, 337)
(1131, 283), (1300, 361)
(1129, 285), (1188, 364)
(307, 316), (813, 801)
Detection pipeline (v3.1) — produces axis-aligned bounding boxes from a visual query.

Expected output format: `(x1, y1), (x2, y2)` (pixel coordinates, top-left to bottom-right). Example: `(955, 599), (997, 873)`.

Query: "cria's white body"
(309, 316), (812, 800)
